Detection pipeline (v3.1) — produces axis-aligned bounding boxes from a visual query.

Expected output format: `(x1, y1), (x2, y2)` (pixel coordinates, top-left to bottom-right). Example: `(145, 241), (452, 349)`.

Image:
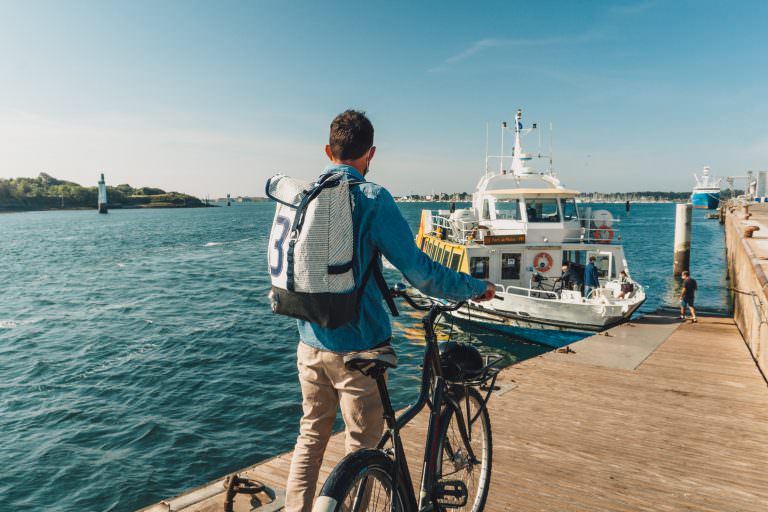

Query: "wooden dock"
(143, 314), (768, 511)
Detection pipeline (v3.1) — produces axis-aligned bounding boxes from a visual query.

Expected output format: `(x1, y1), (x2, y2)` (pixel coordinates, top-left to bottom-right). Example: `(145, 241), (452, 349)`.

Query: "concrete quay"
(140, 311), (768, 511)
(724, 202), (768, 377)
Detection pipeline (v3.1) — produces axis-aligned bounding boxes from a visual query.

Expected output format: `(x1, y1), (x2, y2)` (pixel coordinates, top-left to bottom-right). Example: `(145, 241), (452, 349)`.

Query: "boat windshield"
(494, 199), (522, 220)
(525, 198), (560, 223)
(561, 198), (579, 221)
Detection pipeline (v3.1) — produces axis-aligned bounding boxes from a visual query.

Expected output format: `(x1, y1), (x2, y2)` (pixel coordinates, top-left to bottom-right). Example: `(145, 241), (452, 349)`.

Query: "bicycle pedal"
(435, 480), (468, 508)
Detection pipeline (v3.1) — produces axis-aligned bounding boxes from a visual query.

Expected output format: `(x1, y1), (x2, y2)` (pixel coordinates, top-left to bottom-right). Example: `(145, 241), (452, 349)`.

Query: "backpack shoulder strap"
(358, 251), (399, 317)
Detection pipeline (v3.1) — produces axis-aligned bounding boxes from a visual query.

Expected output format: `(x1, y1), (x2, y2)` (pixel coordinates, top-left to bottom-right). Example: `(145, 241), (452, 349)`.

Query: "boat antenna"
(539, 122), (542, 152)
(500, 121), (507, 175)
(485, 122), (489, 176)
(549, 121), (554, 173)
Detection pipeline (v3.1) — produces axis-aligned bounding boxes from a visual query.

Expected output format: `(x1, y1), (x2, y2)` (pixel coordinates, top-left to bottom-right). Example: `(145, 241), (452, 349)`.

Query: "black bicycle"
(312, 285), (502, 512)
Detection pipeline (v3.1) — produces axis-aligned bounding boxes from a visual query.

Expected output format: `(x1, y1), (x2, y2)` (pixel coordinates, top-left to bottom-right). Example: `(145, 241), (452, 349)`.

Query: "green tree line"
(0, 173), (206, 210)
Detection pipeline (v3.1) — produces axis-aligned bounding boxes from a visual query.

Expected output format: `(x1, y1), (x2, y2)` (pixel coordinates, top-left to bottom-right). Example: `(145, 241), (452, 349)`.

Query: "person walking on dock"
(680, 270), (698, 322)
(283, 110), (496, 512)
(584, 255), (600, 298)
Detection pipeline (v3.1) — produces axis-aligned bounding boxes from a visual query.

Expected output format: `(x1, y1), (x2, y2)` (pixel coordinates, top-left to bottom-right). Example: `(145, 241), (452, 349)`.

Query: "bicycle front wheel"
(436, 386), (492, 511)
(313, 449), (408, 512)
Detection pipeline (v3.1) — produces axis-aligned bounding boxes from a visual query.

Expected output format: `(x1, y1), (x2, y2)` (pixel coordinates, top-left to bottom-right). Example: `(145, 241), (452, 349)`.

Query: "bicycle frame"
(363, 296), (496, 511)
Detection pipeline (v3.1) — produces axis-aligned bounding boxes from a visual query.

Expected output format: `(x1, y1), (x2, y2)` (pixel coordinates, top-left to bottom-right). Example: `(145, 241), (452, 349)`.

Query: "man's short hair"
(329, 110), (374, 160)
(682, 270), (689, 277)
(589, 256), (596, 262)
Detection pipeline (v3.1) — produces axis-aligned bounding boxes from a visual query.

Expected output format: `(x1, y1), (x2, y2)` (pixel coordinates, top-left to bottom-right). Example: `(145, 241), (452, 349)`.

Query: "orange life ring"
(593, 225), (614, 244)
(533, 252), (554, 273)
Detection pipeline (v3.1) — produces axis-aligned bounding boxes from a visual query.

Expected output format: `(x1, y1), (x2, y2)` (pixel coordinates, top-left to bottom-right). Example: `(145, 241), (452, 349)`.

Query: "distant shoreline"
(0, 204), (216, 214)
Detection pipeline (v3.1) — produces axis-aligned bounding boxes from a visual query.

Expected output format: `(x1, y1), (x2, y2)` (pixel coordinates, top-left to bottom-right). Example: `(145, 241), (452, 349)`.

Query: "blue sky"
(0, 0), (765, 196)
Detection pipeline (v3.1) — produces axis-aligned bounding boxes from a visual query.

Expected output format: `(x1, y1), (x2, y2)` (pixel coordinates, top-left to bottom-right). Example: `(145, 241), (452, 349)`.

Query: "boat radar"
(97, 173), (108, 214)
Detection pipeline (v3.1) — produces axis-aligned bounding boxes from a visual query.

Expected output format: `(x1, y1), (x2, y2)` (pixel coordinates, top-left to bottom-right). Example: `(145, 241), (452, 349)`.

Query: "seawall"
(724, 202), (768, 377)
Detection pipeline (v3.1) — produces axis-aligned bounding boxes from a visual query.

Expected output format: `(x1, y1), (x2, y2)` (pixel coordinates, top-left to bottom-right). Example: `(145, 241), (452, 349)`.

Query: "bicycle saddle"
(344, 346), (398, 375)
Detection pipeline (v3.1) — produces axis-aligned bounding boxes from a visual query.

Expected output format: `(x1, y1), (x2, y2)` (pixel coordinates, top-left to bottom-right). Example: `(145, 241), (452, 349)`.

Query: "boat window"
(525, 198), (560, 223)
(562, 250), (585, 266)
(595, 254), (612, 279)
(494, 199), (522, 220)
(450, 253), (461, 271)
(482, 200), (490, 220)
(441, 248), (452, 266)
(469, 257), (489, 279)
(561, 198), (579, 221)
(501, 253), (521, 280)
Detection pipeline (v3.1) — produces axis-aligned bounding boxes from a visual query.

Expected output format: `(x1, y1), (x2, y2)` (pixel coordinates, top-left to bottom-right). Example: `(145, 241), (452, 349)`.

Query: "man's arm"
(370, 189), (489, 301)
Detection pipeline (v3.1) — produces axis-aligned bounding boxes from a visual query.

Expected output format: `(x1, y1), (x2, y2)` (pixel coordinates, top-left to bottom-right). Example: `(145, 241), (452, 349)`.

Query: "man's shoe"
(679, 315), (685, 320)
(692, 317), (698, 323)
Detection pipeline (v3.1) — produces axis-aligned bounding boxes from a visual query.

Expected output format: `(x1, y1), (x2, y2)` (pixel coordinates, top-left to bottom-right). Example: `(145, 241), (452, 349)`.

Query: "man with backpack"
(275, 110), (495, 511)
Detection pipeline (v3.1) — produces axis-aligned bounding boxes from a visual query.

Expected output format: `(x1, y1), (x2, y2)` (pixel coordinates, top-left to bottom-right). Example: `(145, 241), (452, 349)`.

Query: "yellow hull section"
(416, 210), (470, 273)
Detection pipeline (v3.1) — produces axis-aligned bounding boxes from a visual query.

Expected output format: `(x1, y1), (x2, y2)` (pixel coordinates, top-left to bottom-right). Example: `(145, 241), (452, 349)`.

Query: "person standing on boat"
(584, 255), (600, 299)
(284, 110), (496, 512)
(616, 269), (633, 299)
(557, 263), (581, 291)
(679, 270), (698, 322)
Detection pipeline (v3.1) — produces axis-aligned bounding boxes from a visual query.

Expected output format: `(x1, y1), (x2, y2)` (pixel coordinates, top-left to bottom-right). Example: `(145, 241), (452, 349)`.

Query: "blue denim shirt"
(298, 164), (488, 352)
(584, 262), (600, 287)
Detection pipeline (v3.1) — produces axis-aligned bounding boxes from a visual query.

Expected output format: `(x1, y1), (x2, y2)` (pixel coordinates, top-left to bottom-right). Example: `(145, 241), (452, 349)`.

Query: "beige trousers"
(284, 342), (386, 512)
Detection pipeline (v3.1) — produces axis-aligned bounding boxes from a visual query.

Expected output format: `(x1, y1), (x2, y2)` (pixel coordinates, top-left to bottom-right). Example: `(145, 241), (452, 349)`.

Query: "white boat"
(415, 110), (646, 347)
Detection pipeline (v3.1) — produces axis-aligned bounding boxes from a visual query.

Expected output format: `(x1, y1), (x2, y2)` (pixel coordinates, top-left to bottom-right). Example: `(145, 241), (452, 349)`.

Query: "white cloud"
(428, 31), (603, 73)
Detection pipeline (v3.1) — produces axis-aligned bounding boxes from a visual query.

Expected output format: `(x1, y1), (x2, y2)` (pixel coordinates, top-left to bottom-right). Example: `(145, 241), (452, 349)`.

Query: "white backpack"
(266, 172), (397, 328)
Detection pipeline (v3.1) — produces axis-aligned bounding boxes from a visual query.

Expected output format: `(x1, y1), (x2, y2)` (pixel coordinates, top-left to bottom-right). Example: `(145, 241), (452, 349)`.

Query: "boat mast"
(510, 109), (524, 176)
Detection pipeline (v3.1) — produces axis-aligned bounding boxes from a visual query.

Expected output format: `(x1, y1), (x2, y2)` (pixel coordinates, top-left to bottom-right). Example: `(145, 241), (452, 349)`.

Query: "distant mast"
(97, 173), (108, 214)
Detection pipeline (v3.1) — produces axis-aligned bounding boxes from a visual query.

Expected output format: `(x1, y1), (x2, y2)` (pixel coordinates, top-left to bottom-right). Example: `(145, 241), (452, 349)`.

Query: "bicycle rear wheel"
(313, 449), (409, 512)
(436, 386), (492, 511)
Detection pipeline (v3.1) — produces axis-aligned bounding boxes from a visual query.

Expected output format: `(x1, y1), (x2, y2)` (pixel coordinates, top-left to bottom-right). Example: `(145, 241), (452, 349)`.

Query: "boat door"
(587, 250), (614, 280)
(487, 249), (502, 283)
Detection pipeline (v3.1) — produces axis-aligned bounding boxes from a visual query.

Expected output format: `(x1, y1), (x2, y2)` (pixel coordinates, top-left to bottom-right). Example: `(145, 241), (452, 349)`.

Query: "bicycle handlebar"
(390, 288), (466, 312)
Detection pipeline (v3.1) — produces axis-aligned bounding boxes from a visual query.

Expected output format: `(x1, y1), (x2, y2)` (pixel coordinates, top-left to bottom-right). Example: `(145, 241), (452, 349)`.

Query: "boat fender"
(533, 252), (554, 273)
(593, 225), (614, 244)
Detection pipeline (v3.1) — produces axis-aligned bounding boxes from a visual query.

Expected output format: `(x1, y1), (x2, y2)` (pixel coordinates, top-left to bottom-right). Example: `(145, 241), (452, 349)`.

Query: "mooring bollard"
(673, 203), (692, 276)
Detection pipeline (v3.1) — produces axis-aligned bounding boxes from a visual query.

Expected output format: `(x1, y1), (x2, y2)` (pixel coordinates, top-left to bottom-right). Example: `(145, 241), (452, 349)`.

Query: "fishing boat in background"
(691, 166), (721, 209)
(414, 110), (646, 347)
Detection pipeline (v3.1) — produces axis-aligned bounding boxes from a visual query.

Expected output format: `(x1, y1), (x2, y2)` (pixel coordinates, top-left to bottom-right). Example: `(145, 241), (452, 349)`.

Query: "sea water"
(0, 202), (728, 511)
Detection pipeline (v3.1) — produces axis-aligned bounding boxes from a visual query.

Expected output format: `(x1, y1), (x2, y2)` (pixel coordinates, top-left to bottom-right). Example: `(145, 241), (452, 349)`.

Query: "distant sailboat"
(98, 173), (108, 214)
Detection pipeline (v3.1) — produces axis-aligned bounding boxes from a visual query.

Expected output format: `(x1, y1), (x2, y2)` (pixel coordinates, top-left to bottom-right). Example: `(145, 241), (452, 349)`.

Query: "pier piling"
(673, 203), (692, 276)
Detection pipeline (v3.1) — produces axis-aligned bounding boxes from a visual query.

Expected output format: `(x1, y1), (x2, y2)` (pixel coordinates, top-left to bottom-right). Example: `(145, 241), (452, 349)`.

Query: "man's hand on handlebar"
(474, 281), (497, 302)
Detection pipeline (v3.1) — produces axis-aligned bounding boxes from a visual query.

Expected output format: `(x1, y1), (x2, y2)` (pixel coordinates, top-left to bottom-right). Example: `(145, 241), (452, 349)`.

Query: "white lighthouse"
(98, 173), (108, 214)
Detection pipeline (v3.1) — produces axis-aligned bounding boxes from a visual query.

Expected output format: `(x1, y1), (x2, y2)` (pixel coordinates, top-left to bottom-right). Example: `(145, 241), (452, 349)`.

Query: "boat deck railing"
(426, 211), (625, 245)
(492, 279), (644, 304)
